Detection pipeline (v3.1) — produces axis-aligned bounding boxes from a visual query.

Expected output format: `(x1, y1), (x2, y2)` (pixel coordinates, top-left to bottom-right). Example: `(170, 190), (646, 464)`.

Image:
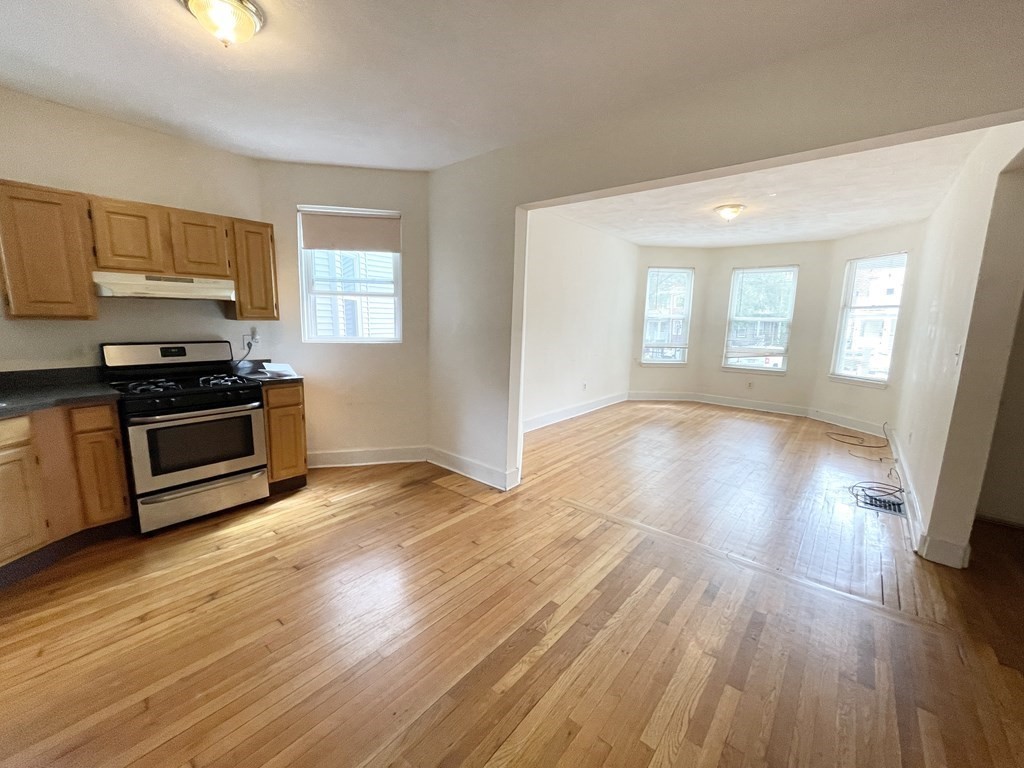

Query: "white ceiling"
(551, 131), (986, 248)
(0, 0), (954, 171)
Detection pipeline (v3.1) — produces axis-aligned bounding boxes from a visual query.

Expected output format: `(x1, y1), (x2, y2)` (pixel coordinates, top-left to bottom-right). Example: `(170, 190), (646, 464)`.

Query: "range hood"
(93, 271), (236, 301)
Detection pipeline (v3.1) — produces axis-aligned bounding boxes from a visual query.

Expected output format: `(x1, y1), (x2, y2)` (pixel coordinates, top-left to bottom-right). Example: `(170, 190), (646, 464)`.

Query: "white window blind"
(641, 267), (694, 363)
(298, 208), (402, 343)
(723, 266), (798, 371)
(832, 253), (907, 382)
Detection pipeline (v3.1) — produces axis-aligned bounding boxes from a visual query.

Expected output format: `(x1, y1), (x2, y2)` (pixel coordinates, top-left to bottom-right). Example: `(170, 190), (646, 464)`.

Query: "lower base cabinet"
(0, 435), (47, 564)
(0, 404), (129, 567)
(264, 382), (308, 485)
(73, 430), (129, 526)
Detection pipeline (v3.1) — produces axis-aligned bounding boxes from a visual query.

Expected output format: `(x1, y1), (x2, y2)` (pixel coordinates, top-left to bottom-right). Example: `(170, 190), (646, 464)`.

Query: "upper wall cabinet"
(169, 209), (233, 278)
(0, 179), (279, 320)
(232, 219), (279, 320)
(0, 182), (97, 319)
(91, 198), (169, 274)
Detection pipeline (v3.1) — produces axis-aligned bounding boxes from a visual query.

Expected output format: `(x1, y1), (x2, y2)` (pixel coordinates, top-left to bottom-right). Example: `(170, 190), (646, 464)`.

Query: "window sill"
(302, 338), (403, 344)
(638, 361), (688, 368)
(720, 366), (787, 376)
(828, 374), (889, 389)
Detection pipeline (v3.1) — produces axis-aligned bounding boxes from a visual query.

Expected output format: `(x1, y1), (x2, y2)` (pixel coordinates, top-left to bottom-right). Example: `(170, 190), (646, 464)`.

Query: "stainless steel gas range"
(102, 341), (269, 533)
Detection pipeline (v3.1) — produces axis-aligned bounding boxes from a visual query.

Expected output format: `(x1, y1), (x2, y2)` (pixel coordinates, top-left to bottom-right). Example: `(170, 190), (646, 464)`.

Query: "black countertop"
(0, 368), (119, 420)
(233, 361), (304, 384)
(0, 361), (302, 420)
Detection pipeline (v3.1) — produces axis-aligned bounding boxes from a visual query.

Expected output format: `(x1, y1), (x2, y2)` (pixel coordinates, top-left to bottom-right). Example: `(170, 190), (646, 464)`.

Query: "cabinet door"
(73, 430), (130, 526)
(233, 220), (279, 319)
(0, 444), (47, 565)
(267, 404), (307, 482)
(169, 209), (232, 278)
(31, 407), (87, 542)
(91, 198), (169, 273)
(0, 182), (97, 318)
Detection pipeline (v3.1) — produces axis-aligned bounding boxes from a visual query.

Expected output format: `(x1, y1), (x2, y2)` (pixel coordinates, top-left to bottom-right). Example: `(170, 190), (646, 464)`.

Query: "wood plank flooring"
(0, 401), (1021, 767)
(520, 402), (941, 618)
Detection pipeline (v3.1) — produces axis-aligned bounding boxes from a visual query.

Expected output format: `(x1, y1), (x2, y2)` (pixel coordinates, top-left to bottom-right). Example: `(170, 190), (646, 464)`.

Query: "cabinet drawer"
(70, 404), (117, 434)
(264, 383), (303, 409)
(0, 416), (32, 448)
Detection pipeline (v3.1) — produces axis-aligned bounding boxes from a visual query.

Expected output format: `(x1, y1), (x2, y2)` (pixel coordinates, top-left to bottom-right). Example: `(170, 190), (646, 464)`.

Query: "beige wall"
(808, 223), (925, 428)
(430, 3), (1024, 490)
(893, 128), (1024, 566)
(522, 211), (636, 429)
(630, 242), (831, 409)
(626, 226), (921, 434)
(0, 87), (262, 370)
(979, 219), (1024, 528)
(256, 161), (431, 459)
(0, 86), (431, 461)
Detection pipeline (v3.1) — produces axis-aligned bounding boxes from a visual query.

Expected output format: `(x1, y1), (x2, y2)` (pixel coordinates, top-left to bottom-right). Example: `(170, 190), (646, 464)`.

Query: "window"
(832, 253), (907, 382)
(298, 207), (402, 343)
(641, 268), (694, 363)
(723, 266), (798, 371)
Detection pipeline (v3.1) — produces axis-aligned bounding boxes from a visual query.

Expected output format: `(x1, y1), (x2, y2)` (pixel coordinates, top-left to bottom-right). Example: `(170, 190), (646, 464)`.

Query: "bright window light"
(723, 266), (799, 371)
(832, 253), (907, 383)
(641, 267), (694, 364)
(298, 208), (403, 344)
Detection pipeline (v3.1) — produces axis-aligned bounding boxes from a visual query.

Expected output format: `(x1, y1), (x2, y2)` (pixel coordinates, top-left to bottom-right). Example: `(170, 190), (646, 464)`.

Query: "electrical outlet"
(746, 381), (753, 389)
(242, 327), (261, 352)
(582, 382), (588, 391)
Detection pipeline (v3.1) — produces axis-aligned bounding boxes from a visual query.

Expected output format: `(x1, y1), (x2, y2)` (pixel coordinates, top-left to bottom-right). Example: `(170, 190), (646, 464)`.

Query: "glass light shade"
(714, 204), (746, 222)
(184, 0), (264, 46)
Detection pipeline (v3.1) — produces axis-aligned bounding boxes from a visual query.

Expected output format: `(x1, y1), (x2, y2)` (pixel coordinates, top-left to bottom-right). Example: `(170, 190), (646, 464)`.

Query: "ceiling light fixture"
(714, 203), (746, 222)
(178, 0), (265, 47)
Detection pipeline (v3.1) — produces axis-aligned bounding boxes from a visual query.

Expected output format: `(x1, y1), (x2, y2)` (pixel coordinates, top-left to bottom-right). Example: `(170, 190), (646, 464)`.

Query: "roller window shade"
(299, 212), (401, 253)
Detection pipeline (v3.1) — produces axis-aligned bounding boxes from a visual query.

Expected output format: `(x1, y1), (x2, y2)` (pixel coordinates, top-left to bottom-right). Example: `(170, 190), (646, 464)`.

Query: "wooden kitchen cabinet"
(264, 383), (307, 485)
(69, 404), (129, 527)
(0, 178), (282, 321)
(0, 417), (47, 566)
(0, 181), (97, 319)
(91, 197), (169, 274)
(169, 209), (233, 278)
(232, 219), (279, 320)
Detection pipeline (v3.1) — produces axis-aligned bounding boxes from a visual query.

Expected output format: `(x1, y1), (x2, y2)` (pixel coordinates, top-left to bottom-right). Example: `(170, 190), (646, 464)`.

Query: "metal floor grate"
(854, 488), (906, 516)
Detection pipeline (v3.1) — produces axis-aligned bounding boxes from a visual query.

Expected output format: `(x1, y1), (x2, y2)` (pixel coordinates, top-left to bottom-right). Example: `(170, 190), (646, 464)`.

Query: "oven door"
(126, 403), (267, 495)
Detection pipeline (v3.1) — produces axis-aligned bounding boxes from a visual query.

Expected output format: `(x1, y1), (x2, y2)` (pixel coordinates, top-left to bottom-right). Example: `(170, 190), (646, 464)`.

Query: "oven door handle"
(137, 469), (268, 505)
(127, 401), (263, 425)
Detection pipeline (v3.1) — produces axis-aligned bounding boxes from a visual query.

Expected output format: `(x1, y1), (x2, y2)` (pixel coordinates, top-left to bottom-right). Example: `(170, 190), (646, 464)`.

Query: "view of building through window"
(641, 267), (694, 363)
(832, 253), (907, 382)
(723, 266), (799, 371)
(297, 206), (403, 343)
(303, 249), (401, 342)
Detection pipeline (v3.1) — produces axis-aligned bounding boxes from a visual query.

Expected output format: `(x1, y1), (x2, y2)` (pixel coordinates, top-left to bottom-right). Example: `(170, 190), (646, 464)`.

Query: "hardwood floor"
(520, 402), (943, 619)
(0, 401), (1022, 767)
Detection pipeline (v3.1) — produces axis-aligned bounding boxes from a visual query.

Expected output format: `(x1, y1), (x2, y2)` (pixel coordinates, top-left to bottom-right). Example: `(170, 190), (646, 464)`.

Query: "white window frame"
(830, 252), (907, 384)
(722, 265), (799, 373)
(641, 267), (695, 365)
(297, 207), (403, 344)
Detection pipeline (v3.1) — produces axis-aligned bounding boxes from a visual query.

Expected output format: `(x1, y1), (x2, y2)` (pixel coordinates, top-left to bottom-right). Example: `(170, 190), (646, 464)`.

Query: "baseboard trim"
(424, 448), (516, 491)
(888, 427), (926, 555)
(976, 512), (1024, 529)
(309, 445), (515, 491)
(917, 535), (972, 569)
(309, 446), (429, 468)
(523, 393), (627, 433)
(626, 391), (884, 436)
(887, 428), (970, 568)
